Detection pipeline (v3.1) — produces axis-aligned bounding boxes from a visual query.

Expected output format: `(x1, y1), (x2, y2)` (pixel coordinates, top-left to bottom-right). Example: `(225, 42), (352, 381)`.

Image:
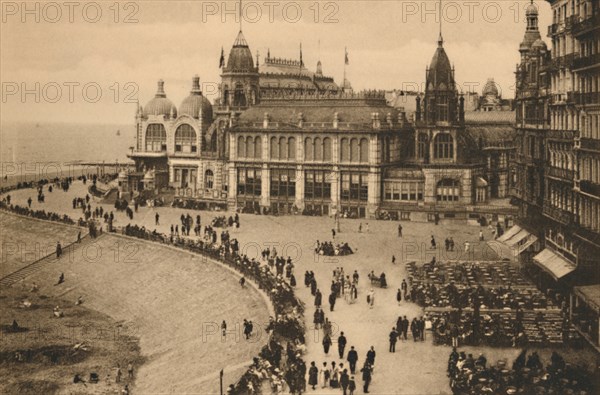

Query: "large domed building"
(123, 25), (516, 219)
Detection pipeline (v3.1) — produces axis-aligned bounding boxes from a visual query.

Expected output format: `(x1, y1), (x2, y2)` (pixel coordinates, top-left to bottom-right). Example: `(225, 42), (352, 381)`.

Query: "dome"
(426, 34), (455, 92)
(532, 38), (547, 50)
(179, 75), (213, 123)
(526, 1), (538, 16)
(143, 80), (177, 118)
(225, 31), (255, 71)
(482, 78), (499, 97)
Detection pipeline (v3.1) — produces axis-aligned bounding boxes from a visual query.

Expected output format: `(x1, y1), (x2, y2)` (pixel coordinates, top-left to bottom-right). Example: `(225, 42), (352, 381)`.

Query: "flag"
(344, 47), (349, 65)
(219, 47), (225, 68)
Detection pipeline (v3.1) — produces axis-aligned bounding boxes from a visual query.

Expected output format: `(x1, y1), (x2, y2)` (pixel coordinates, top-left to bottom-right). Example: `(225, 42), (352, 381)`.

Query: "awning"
(533, 248), (576, 280)
(517, 233), (538, 254)
(505, 228), (530, 248)
(574, 285), (600, 314)
(498, 225), (522, 243)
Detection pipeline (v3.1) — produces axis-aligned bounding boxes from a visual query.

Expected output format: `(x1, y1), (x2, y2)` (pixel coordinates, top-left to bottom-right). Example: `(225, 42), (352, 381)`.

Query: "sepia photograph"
(1, 0), (599, 394)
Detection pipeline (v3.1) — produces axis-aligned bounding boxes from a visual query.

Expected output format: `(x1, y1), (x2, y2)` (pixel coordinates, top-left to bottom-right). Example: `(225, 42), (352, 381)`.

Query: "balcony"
(580, 180), (600, 197)
(573, 13), (600, 36)
(574, 92), (600, 106)
(579, 138), (600, 152)
(548, 23), (560, 36)
(573, 53), (600, 70)
(127, 150), (168, 158)
(547, 166), (575, 181)
(543, 205), (574, 226)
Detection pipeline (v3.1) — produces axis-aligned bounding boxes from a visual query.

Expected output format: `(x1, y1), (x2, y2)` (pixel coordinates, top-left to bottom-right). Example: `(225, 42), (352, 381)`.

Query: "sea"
(0, 121), (135, 185)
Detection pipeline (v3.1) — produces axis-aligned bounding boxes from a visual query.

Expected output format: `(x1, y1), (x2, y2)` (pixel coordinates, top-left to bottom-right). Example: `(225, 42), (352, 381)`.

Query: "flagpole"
(343, 47), (347, 86)
(239, 0), (243, 31)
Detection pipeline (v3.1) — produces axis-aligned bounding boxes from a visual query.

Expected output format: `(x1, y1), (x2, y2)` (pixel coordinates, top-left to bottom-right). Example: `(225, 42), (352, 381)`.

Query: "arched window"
(418, 133), (428, 159)
(323, 137), (332, 161)
(279, 137), (287, 159)
(270, 137), (278, 159)
(436, 179), (460, 202)
(341, 138), (350, 161)
(237, 136), (246, 157)
(175, 124), (197, 153)
(350, 138), (359, 162)
(314, 137), (323, 160)
(305, 137), (313, 161)
(434, 133), (454, 159)
(205, 169), (214, 189)
(360, 138), (369, 163)
(146, 124), (167, 152)
(209, 132), (218, 152)
(233, 83), (246, 107)
(254, 136), (262, 159)
(246, 136), (254, 158)
(288, 137), (296, 160)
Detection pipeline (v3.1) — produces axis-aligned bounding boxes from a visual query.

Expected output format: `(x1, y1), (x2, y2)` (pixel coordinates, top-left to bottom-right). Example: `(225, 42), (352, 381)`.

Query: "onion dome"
(143, 80), (177, 118)
(526, 1), (538, 16)
(179, 75), (213, 123)
(225, 31), (255, 71)
(482, 78), (499, 97)
(426, 34), (455, 92)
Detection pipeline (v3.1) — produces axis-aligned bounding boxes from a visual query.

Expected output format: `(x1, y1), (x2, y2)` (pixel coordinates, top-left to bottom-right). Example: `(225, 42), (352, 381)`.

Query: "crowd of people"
(448, 349), (596, 394)
(314, 240), (354, 257)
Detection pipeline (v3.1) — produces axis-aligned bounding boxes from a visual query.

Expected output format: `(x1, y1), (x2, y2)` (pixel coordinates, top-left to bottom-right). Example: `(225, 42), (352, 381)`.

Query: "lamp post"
(220, 369), (224, 395)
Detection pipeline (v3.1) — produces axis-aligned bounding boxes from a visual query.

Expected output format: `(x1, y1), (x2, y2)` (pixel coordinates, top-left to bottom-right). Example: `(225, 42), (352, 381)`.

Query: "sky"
(0, 0), (552, 124)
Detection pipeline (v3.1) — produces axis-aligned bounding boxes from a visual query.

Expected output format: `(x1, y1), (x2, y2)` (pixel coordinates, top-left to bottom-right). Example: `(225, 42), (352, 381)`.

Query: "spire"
(438, 0), (443, 47)
(239, 0), (243, 32)
(191, 75), (201, 95)
(300, 42), (303, 66)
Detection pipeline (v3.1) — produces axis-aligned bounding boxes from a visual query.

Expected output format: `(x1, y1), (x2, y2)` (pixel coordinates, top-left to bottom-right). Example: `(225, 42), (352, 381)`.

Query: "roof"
(225, 31), (255, 72)
(143, 80), (177, 118)
(466, 125), (517, 148)
(465, 111), (516, 124)
(236, 95), (398, 129)
(533, 248), (576, 280)
(427, 37), (455, 92)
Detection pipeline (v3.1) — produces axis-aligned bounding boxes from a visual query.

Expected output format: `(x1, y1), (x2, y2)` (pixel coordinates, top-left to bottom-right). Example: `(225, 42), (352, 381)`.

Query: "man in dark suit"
(389, 327), (398, 352)
(347, 346), (358, 374)
(360, 362), (372, 393)
(338, 331), (347, 358)
(402, 316), (409, 340)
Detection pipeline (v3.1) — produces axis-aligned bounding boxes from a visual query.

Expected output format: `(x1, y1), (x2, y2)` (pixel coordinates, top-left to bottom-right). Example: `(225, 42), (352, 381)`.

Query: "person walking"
(398, 224), (402, 237)
(366, 346), (376, 369)
(338, 331), (347, 359)
(348, 375), (356, 395)
(401, 279), (408, 300)
(347, 346), (358, 374)
(340, 369), (350, 395)
(56, 242), (62, 259)
(322, 333), (332, 355)
(320, 362), (330, 389)
(360, 362), (372, 393)
(389, 327), (398, 352)
(396, 288), (402, 305)
(314, 289), (322, 308)
(329, 291), (336, 312)
(391, 255), (396, 265)
(308, 361), (319, 390)
(155, 212), (159, 225)
(367, 289), (375, 308)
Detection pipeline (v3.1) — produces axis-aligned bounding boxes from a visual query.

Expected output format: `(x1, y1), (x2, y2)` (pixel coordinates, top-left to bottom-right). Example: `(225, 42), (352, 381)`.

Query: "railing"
(547, 167), (575, 181)
(573, 13), (600, 35)
(580, 180), (600, 197)
(574, 92), (600, 105)
(579, 138), (600, 152)
(573, 53), (600, 70)
(543, 205), (574, 225)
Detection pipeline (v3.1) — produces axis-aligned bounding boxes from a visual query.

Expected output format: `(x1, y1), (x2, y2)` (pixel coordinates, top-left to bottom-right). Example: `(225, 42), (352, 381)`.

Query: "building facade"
(125, 28), (517, 220)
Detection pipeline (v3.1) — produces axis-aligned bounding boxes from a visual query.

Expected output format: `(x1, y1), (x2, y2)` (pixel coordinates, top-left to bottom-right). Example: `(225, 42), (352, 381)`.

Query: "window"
(304, 170), (331, 200)
(205, 170), (214, 189)
(246, 137), (254, 158)
(434, 133), (454, 159)
(383, 182), (423, 202)
(350, 139), (359, 162)
(436, 179), (460, 202)
(270, 169), (296, 199)
(341, 172), (368, 202)
(288, 137), (296, 160)
(360, 138), (369, 163)
(314, 137), (323, 160)
(341, 138), (350, 161)
(418, 133), (428, 159)
(237, 136), (246, 157)
(323, 137), (332, 161)
(175, 124), (197, 153)
(254, 137), (262, 159)
(237, 168), (262, 197)
(305, 138), (313, 160)
(145, 124), (167, 152)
